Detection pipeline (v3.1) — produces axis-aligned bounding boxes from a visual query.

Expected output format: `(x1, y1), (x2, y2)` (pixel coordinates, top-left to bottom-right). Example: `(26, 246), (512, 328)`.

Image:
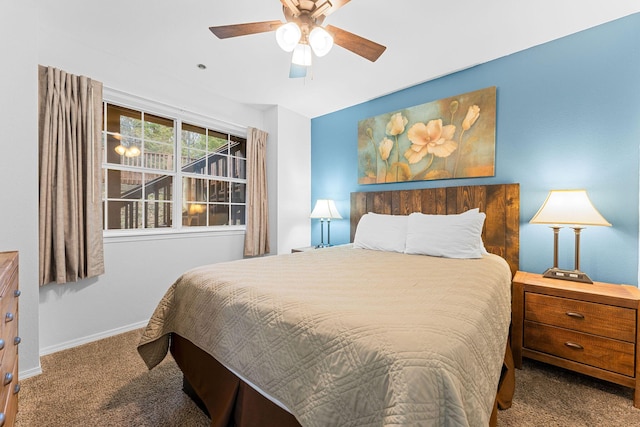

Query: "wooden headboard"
(350, 183), (520, 276)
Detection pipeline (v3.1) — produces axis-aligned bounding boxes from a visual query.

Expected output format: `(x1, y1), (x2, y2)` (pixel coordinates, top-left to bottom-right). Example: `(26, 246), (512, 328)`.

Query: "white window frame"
(102, 88), (248, 238)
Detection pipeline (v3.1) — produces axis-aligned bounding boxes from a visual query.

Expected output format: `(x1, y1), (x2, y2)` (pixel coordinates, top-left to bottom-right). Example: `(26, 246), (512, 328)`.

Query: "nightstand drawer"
(524, 321), (635, 377)
(525, 293), (636, 342)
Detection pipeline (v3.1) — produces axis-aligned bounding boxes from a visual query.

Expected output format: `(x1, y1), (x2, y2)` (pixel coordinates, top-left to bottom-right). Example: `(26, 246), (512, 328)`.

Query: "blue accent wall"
(311, 13), (640, 285)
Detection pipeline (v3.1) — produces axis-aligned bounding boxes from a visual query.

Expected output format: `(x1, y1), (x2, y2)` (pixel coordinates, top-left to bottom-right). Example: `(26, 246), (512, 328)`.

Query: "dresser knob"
(13, 383), (20, 395)
(4, 313), (13, 323)
(13, 337), (21, 346)
(13, 290), (20, 297)
(0, 340), (4, 351)
(0, 412), (5, 426)
(3, 373), (12, 385)
(566, 311), (585, 319)
(564, 341), (584, 350)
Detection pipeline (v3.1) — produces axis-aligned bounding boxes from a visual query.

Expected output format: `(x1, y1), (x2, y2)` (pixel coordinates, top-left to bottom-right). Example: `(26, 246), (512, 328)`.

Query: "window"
(102, 99), (247, 233)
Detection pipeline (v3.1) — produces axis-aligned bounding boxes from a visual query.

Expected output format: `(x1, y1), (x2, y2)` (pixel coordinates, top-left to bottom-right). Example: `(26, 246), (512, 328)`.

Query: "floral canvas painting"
(358, 86), (496, 184)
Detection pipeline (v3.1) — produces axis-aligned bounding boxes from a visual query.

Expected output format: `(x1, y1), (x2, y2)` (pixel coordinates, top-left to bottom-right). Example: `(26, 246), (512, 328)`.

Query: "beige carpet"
(15, 329), (640, 426)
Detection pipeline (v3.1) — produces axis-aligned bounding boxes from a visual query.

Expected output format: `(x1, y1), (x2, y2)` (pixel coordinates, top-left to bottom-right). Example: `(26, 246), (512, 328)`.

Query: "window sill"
(103, 226), (246, 244)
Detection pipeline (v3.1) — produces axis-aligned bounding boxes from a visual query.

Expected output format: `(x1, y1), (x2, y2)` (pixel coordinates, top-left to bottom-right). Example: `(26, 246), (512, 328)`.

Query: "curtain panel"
(243, 127), (270, 257)
(38, 66), (104, 285)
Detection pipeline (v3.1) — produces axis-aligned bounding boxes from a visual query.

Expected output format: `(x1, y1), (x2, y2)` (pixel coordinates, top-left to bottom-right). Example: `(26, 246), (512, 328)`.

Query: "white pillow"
(353, 212), (408, 253)
(404, 210), (486, 258)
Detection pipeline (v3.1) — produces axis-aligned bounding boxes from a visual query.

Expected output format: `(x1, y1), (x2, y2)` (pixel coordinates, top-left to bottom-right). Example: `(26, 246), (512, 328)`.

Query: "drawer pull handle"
(13, 290), (20, 297)
(0, 340), (4, 351)
(566, 312), (585, 319)
(0, 412), (5, 426)
(13, 383), (20, 395)
(13, 336), (21, 346)
(3, 373), (12, 385)
(4, 313), (13, 323)
(564, 341), (584, 350)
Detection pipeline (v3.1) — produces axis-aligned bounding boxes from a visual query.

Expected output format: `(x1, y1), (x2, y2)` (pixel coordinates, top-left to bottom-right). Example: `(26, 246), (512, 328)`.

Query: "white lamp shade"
(310, 199), (342, 219)
(530, 190), (611, 226)
(309, 26), (334, 57)
(292, 43), (312, 66)
(276, 22), (301, 52)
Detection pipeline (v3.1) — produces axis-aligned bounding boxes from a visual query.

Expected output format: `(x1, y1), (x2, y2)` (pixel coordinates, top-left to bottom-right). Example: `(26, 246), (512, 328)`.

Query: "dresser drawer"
(525, 293), (636, 342)
(0, 362), (19, 427)
(524, 320), (636, 376)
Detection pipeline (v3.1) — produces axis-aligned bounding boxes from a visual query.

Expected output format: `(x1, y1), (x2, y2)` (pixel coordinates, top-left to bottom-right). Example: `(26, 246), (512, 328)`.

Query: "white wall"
(0, 2), (311, 375)
(39, 231), (246, 353)
(0, 2), (41, 378)
(264, 106), (311, 255)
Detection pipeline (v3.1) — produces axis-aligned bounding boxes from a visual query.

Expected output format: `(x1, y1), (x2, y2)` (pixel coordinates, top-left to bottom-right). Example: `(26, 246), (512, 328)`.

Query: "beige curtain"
(243, 127), (270, 256)
(38, 66), (104, 285)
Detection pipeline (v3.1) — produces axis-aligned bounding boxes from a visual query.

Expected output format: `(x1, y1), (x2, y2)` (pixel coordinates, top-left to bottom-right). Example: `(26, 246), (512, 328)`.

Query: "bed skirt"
(170, 334), (515, 427)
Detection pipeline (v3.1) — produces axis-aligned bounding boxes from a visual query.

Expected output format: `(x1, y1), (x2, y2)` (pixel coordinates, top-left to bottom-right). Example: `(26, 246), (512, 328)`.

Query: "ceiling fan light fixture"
(125, 146), (141, 158)
(309, 26), (333, 57)
(276, 22), (301, 52)
(114, 144), (126, 156)
(292, 43), (312, 66)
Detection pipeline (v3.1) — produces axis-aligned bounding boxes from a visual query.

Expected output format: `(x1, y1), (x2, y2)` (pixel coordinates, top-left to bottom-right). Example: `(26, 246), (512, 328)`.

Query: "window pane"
(144, 113), (174, 144)
(231, 157), (246, 179)
(182, 148), (207, 174)
(182, 124), (208, 151)
(208, 131), (229, 153)
(106, 104), (142, 139)
(208, 154), (227, 177)
(107, 170), (143, 198)
(209, 204), (229, 226)
(230, 136), (246, 158)
(231, 205), (246, 225)
(145, 140), (174, 171)
(183, 203), (207, 226)
(144, 173), (173, 201)
(183, 177), (208, 202)
(230, 182), (245, 203)
(105, 200), (143, 230)
(146, 201), (172, 228)
(209, 180), (229, 203)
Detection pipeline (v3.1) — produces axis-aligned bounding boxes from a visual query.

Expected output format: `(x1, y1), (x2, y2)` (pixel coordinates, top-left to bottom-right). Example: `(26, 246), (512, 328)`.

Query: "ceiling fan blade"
(280, 0), (301, 16)
(325, 25), (386, 62)
(319, 0), (351, 17)
(209, 21), (282, 39)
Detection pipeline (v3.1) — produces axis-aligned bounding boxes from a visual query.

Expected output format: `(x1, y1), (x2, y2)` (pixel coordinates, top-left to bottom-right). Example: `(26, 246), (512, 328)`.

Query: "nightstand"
(291, 246), (317, 253)
(512, 271), (640, 408)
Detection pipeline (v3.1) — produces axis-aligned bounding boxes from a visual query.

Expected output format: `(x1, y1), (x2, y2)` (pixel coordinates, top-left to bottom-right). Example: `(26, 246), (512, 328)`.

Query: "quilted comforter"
(138, 245), (512, 426)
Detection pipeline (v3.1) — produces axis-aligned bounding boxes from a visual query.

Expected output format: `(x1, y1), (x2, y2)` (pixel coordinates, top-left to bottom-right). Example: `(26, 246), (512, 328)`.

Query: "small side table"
(291, 246), (317, 253)
(512, 270), (640, 408)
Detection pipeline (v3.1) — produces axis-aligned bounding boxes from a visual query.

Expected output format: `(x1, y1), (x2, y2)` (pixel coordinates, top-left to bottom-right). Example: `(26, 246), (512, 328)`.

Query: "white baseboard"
(19, 365), (43, 380)
(38, 320), (149, 357)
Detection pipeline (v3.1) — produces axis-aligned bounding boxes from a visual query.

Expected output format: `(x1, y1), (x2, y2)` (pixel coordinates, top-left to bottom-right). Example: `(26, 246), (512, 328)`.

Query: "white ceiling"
(37, 1), (640, 118)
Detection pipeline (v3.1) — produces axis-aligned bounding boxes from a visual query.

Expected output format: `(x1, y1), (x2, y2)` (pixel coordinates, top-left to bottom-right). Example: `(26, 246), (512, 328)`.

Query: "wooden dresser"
(0, 252), (19, 426)
(512, 271), (640, 408)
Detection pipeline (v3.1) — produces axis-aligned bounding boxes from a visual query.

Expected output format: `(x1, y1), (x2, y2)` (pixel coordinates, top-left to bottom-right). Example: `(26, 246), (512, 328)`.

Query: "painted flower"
(378, 137), (393, 161)
(404, 119), (457, 164)
(462, 105), (480, 131)
(385, 112), (408, 136)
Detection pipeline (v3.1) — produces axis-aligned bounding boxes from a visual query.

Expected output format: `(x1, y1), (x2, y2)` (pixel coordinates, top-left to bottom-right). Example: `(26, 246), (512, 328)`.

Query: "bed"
(138, 183), (519, 427)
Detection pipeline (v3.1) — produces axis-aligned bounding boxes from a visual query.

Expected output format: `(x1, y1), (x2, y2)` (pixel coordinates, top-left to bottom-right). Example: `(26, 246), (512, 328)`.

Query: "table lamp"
(530, 189), (611, 283)
(310, 199), (342, 247)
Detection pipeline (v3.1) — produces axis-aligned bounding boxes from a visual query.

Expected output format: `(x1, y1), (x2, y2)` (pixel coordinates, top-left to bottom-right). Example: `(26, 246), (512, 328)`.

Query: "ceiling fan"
(209, 0), (386, 78)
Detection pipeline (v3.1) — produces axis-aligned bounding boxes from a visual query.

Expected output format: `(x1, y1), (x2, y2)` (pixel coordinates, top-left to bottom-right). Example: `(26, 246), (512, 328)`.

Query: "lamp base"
(542, 267), (593, 284)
